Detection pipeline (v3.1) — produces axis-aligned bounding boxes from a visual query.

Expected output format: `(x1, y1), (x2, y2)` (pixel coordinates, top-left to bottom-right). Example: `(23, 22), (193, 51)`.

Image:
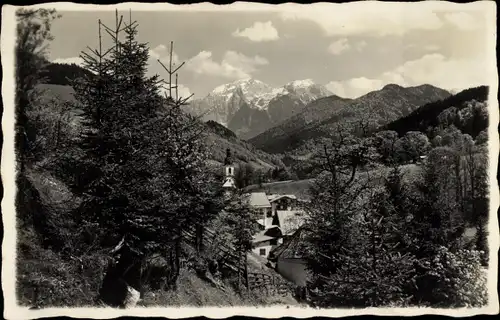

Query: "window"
(259, 248), (266, 256)
(266, 210), (272, 218)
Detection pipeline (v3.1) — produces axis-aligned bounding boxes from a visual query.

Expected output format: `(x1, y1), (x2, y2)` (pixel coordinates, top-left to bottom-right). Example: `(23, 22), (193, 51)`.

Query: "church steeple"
(222, 148), (237, 191)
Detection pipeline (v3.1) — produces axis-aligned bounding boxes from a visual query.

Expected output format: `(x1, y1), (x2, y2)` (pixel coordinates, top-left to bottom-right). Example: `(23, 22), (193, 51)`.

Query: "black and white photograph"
(1, 1), (499, 318)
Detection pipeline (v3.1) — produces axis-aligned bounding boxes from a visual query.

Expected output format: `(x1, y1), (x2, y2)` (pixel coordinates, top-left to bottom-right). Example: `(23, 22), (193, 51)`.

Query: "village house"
(220, 152), (307, 259)
(248, 192), (273, 229)
(268, 194), (299, 214)
(247, 192), (307, 258)
(267, 227), (310, 287)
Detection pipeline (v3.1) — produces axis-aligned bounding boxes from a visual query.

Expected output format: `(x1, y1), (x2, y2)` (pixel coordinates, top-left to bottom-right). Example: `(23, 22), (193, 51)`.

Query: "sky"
(48, 3), (495, 99)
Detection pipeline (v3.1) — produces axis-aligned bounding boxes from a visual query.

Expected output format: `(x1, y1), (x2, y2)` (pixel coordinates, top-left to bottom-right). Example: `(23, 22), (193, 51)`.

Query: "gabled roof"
(222, 177), (236, 188)
(268, 194), (297, 202)
(252, 226), (283, 244)
(252, 234), (275, 244)
(268, 226), (310, 261)
(248, 192), (272, 207)
(276, 210), (306, 235)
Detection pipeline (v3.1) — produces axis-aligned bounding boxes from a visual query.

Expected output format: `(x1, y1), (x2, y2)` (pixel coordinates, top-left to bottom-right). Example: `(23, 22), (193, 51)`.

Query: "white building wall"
(252, 244), (274, 258)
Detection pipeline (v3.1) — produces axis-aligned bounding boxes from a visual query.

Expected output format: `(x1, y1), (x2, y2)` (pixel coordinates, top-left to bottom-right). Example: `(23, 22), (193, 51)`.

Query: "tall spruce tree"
(66, 13), (226, 300)
(302, 125), (378, 307)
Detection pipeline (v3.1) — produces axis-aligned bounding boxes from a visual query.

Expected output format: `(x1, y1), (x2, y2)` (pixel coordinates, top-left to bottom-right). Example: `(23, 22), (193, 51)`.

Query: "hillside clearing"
(244, 164), (422, 200)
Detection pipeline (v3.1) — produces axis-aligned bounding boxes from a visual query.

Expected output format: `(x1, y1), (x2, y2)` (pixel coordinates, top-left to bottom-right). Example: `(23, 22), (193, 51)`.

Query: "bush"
(413, 246), (487, 307)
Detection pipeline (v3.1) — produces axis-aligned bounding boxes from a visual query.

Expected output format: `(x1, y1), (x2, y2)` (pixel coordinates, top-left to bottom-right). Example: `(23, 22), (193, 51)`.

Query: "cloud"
(326, 77), (384, 99)
(355, 40), (368, 51)
(424, 44), (440, 51)
(150, 44), (180, 67)
(185, 50), (269, 80)
(444, 12), (481, 30)
(280, 4), (443, 37)
(52, 57), (84, 67)
(328, 38), (350, 55)
(232, 21), (279, 42)
(326, 53), (489, 98)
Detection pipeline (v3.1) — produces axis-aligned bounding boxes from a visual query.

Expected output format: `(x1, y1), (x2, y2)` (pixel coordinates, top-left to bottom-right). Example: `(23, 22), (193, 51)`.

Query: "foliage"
(412, 246), (487, 307)
(15, 8), (61, 164)
(40, 62), (94, 86)
(302, 126), (381, 305)
(373, 130), (399, 164)
(393, 131), (430, 163)
(64, 13), (224, 268)
(384, 86), (489, 139)
(221, 191), (257, 251)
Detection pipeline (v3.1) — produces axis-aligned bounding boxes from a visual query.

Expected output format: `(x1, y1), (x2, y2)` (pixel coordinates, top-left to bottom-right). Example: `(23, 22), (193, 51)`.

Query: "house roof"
(268, 194), (297, 202)
(252, 234), (275, 244)
(276, 210), (306, 235)
(268, 226), (310, 261)
(248, 192), (272, 207)
(252, 227), (282, 244)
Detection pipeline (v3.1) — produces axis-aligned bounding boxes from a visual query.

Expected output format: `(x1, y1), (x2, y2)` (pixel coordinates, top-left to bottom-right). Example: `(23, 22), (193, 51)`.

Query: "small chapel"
(222, 148), (237, 195)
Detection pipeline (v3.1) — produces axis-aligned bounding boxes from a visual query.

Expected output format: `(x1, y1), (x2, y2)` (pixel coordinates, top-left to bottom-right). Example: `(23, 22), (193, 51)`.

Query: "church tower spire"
(222, 148), (237, 193)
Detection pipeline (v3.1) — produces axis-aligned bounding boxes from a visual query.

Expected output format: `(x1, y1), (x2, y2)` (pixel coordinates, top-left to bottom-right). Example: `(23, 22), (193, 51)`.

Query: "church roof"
(222, 178), (236, 188)
(223, 148), (233, 165)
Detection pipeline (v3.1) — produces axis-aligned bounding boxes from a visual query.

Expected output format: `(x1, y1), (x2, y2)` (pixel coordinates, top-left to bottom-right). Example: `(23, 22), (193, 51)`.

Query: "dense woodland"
(14, 9), (491, 309)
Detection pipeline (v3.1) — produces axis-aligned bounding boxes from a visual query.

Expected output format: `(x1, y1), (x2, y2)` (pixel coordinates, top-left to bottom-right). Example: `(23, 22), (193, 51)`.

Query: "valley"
(11, 5), (493, 310)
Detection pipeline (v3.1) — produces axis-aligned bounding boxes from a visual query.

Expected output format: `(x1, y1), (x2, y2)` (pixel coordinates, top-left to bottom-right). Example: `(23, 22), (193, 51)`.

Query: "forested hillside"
(249, 84), (450, 154)
(384, 86), (489, 138)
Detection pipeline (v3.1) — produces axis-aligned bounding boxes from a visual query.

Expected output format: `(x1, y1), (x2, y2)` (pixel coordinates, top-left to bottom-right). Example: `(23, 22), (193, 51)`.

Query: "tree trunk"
(244, 252), (249, 290)
(237, 247), (242, 290)
(173, 234), (181, 289)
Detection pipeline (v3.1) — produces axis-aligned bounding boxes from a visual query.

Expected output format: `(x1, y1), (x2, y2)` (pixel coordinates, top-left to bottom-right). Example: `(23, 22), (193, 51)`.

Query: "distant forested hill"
(40, 62), (93, 86)
(383, 86), (489, 138)
(249, 84), (451, 154)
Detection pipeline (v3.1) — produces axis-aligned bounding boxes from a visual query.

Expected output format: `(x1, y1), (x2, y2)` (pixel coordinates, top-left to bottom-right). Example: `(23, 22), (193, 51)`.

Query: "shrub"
(413, 246), (487, 308)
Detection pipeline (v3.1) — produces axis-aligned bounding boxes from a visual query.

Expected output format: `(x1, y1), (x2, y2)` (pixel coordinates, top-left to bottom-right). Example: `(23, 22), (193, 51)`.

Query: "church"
(221, 149), (306, 259)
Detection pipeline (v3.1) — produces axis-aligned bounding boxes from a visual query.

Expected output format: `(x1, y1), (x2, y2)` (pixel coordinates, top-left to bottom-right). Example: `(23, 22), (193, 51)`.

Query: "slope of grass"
(243, 164), (423, 201)
(138, 268), (299, 307)
(17, 226), (109, 308)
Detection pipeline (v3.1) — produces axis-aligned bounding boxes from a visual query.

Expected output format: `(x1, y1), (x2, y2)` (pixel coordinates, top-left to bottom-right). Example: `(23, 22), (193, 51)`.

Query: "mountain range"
(40, 62), (488, 167)
(248, 83), (452, 154)
(185, 78), (332, 140)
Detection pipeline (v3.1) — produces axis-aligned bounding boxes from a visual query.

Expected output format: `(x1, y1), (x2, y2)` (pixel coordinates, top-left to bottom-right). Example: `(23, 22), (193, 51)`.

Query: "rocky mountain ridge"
(186, 78), (333, 139)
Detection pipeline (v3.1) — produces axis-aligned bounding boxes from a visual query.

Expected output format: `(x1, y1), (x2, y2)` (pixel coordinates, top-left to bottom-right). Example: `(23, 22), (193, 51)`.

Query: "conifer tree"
(219, 190), (256, 288)
(302, 125), (377, 307)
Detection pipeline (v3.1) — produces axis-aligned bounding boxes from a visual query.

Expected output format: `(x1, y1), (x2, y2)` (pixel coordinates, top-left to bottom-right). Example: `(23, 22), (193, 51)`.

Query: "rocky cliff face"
(185, 78), (333, 139)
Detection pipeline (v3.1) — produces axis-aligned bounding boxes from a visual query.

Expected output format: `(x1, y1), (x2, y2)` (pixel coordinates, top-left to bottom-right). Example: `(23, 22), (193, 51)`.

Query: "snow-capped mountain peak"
(285, 79), (315, 88)
(185, 78), (332, 139)
(211, 78), (271, 97)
